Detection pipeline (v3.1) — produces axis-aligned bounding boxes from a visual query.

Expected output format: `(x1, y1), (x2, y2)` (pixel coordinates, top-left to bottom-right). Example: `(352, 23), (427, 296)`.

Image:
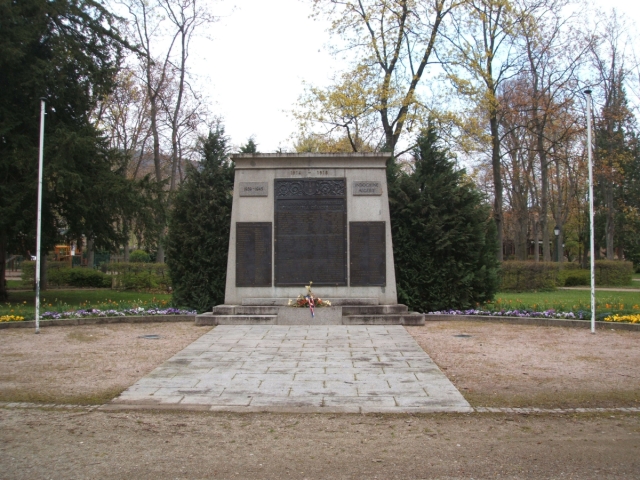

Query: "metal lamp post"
(35, 98), (46, 334)
(553, 225), (560, 262)
(584, 90), (596, 334)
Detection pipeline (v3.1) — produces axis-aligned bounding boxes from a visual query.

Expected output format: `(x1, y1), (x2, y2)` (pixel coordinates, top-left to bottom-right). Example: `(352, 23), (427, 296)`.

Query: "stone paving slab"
(109, 325), (472, 413)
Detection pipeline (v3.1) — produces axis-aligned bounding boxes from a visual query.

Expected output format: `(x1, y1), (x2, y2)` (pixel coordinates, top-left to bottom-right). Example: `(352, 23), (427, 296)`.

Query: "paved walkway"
(558, 286), (640, 291)
(109, 325), (471, 413)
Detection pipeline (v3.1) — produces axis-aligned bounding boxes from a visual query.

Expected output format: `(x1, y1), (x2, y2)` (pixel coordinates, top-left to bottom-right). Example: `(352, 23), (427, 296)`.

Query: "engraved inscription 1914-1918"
(236, 222), (272, 287)
(275, 179), (347, 286)
(350, 222), (386, 286)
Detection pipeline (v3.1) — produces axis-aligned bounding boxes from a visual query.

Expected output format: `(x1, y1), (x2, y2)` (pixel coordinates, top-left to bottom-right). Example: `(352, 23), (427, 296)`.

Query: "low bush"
(21, 261), (35, 285)
(499, 261), (559, 292)
(595, 260), (634, 286)
(129, 250), (151, 263)
(562, 270), (590, 286)
(105, 262), (170, 292)
(21, 261), (111, 288)
(21, 261), (110, 288)
(500, 260), (634, 291)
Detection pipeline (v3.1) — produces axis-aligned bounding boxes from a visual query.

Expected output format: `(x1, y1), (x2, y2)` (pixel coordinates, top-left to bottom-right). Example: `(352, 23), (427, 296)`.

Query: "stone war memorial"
(197, 153), (425, 326)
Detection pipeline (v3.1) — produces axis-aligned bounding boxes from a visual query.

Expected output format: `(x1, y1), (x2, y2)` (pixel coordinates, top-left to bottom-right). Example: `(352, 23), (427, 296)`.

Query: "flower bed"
(427, 309), (589, 319)
(0, 315), (25, 322)
(603, 314), (640, 324)
(428, 309), (640, 325)
(40, 307), (195, 320)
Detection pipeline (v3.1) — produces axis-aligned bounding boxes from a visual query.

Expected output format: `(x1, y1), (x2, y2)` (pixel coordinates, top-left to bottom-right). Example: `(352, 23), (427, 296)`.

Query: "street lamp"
(554, 225), (560, 262)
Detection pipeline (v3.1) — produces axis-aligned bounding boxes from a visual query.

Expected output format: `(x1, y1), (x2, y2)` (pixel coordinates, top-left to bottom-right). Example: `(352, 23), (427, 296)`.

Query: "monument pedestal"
(205, 153), (424, 325)
(196, 303), (424, 326)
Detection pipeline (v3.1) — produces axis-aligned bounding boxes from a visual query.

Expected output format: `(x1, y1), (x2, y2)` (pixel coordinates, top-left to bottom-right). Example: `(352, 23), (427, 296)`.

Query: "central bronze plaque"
(275, 178), (347, 286)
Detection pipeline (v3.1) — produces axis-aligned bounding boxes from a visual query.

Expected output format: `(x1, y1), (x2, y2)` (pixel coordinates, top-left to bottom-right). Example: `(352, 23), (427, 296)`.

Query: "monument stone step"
(212, 305), (280, 315)
(341, 304), (409, 315)
(195, 313), (277, 326)
(342, 313), (425, 326)
(241, 297), (380, 306)
(198, 305), (424, 325)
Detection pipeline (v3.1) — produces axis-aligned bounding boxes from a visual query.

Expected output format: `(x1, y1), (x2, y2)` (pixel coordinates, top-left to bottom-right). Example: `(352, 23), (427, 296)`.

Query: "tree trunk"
(490, 115), (503, 262)
(156, 241), (165, 264)
(87, 238), (95, 268)
(0, 231), (7, 301)
(124, 240), (130, 263)
(533, 216), (540, 262)
(40, 254), (47, 291)
(605, 183), (615, 259)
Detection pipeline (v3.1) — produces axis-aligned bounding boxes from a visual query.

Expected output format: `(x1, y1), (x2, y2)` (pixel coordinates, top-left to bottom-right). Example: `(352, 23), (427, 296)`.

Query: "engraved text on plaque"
(350, 222), (386, 286)
(275, 179), (347, 286)
(236, 222), (272, 287)
(352, 181), (382, 196)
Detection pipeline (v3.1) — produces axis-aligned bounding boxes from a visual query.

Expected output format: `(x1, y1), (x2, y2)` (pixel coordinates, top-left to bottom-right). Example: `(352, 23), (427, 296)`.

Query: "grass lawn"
(2, 290), (173, 320)
(488, 290), (640, 317)
(5, 280), (22, 289)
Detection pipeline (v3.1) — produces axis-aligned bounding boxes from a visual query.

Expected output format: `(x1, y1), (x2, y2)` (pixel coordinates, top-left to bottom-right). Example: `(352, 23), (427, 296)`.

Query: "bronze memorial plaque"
(275, 178), (347, 286)
(236, 222), (272, 287)
(349, 222), (386, 286)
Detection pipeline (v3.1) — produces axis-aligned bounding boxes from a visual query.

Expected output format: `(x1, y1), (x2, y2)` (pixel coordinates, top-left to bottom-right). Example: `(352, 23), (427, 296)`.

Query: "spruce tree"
(389, 126), (499, 312)
(166, 125), (234, 311)
(239, 137), (259, 153)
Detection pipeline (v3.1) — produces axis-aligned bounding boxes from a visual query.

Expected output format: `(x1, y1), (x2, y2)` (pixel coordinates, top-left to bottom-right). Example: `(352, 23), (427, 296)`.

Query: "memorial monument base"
(207, 153), (425, 326)
(196, 302), (425, 326)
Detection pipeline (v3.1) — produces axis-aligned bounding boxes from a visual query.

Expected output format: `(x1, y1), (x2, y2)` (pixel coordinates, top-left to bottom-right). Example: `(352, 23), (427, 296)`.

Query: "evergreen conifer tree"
(388, 126), (499, 312)
(166, 125), (234, 311)
(239, 137), (259, 153)
(0, 0), (133, 300)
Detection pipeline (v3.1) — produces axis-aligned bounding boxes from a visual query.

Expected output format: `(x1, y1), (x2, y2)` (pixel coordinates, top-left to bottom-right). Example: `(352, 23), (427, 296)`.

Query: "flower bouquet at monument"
(288, 282), (331, 317)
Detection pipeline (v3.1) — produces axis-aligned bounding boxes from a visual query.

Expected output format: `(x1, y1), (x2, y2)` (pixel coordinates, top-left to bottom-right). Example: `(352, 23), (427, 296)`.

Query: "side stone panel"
(236, 222), (272, 287)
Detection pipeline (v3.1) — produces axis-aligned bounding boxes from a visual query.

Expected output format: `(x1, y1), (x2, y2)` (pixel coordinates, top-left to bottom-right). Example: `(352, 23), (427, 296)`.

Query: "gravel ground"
(0, 322), (208, 404)
(408, 321), (640, 408)
(1, 321), (639, 478)
(1, 409), (638, 479)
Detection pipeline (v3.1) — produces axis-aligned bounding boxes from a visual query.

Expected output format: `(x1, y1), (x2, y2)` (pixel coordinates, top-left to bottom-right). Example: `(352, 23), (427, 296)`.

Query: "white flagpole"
(35, 98), (46, 334)
(584, 90), (596, 334)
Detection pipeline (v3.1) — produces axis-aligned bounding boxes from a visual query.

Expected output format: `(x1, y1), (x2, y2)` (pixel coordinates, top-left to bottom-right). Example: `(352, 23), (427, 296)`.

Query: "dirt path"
(1, 408), (638, 479)
(2, 322), (640, 477)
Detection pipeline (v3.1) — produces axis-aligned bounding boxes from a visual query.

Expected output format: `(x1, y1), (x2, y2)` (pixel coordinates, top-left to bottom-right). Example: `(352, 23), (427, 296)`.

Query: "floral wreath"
(288, 282), (331, 317)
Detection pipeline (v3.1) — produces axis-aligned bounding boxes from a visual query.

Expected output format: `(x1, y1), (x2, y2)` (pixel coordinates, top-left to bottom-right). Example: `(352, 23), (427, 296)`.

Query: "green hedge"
(595, 260), (634, 286)
(499, 262), (560, 292)
(21, 261), (111, 288)
(500, 260), (634, 291)
(129, 249), (151, 263)
(105, 262), (170, 291)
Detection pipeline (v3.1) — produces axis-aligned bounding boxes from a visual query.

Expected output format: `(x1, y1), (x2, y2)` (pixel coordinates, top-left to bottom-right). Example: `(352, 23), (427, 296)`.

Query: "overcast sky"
(189, 0), (640, 152)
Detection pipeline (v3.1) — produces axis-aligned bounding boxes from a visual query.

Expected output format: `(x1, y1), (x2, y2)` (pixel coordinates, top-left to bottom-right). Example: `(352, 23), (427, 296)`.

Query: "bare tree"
(443, 0), (525, 262)
(121, 0), (214, 262)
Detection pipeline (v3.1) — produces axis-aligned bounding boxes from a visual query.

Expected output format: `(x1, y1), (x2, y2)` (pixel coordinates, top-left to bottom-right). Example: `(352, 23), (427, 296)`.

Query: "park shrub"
(105, 262), (170, 292)
(562, 270), (591, 286)
(389, 127), (499, 312)
(166, 126), (234, 312)
(499, 261), (560, 292)
(21, 261), (111, 288)
(128, 249), (151, 263)
(500, 260), (634, 290)
(21, 261), (35, 285)
(595, 260), (634, 286)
